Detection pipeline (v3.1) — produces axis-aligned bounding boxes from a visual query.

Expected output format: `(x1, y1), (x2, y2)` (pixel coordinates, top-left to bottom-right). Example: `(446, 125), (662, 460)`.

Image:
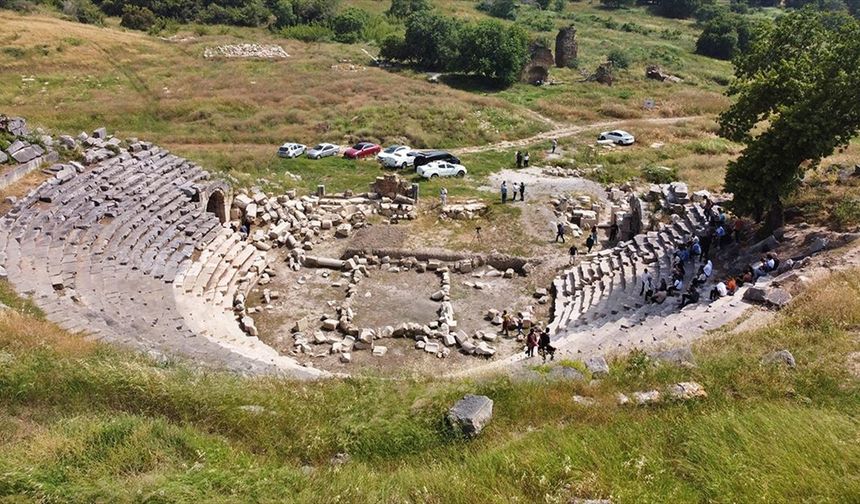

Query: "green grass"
(1, 264), (859, 502)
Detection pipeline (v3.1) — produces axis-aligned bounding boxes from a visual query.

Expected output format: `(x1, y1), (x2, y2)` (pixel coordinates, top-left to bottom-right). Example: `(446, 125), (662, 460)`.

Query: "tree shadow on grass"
(440, 74), (512, 94)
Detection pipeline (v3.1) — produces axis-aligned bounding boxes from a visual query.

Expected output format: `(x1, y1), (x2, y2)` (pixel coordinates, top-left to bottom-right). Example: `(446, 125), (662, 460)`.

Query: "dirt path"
(453, 115), (707, 155)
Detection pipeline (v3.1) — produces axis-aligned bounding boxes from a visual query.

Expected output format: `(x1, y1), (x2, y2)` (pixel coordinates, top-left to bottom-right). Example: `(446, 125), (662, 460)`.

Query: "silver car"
(306, 143), (339, 159)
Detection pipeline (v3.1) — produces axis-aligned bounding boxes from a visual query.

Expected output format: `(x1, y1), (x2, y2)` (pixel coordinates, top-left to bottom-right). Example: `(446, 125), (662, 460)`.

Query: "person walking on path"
(551, 138), (558, 154)
(555, 222), (566, 243)
(585, 226), (598, 253)
(523, 151), (530, 167)
(569, 244), (578, 264)
(501, 181), (508, 203)
(538, 328), (555, 362)
(526, 328), (539, 357)
(609, 222), (619, 243)
(439, 187), (448, 207)
(515, 151), (523, 168)
(519, 182), (525, 202)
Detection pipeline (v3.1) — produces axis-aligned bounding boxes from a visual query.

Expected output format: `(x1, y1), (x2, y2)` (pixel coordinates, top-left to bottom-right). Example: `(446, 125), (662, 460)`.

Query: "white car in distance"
(417, 160), (467, 179)
(377, 145), (414, 169)
(597, 130), (635, 146)
(306, 143), (339, 159)
(277, 142), (306, 158)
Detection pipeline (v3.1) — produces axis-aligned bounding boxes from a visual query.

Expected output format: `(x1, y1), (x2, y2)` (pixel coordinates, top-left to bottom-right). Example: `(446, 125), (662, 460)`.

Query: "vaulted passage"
(206, 190), (227, 224)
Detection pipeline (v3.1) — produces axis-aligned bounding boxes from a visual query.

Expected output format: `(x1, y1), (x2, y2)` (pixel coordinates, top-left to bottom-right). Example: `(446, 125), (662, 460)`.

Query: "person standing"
(551, 138), (558, 154)
(538, 328), (555, 362)
(585, 226), (597, 253)
(523, 151), (530, 167)
(609, 222), (619, 243)
(501, 181), (508, 203)
(555, 222), (565, 243)
(526, 328), (539, 357)
(439, 187), (448, 207)
(640, 268), (653, 299)
(515, 151), (523, 168)
(568, 244), (578, 264)
(519, 181), (525, 202)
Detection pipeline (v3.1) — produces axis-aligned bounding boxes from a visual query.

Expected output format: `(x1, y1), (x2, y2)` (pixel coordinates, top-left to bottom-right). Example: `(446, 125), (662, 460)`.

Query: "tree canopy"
(718, 8), (860, 224)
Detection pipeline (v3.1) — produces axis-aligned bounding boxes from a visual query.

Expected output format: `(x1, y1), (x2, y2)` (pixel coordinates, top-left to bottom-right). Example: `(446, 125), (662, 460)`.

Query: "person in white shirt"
(703, 259), (713, 278)
(640, 268), (653, 298)
(710, 281), (728, 301)
(439, 187), (448, 207)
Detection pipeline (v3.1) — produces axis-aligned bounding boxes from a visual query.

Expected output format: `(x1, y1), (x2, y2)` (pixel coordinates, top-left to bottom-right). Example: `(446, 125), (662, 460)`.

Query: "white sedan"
(597, 130), (635, 146)
(377, 145), (414, 169)
(417, 160), (467, 179)
(277, 142), (306, 158)
(306, 143), (339, 159)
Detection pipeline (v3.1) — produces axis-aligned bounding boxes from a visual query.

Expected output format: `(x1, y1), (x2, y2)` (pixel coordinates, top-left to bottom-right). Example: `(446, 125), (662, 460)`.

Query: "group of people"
(500, 181), (526, 203)
(515, 151), (530, 168)
(500, 310), (555, 362)
(558, 222), (620, 259)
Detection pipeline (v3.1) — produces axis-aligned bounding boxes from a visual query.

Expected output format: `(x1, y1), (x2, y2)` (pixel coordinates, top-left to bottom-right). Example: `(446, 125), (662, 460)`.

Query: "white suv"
(417, 160), (467, 179)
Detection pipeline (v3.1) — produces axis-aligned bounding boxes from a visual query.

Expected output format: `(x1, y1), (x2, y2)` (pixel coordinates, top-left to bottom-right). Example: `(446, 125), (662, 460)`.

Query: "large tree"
(718, 8), (860, 226)
(457, 19), (528, 85)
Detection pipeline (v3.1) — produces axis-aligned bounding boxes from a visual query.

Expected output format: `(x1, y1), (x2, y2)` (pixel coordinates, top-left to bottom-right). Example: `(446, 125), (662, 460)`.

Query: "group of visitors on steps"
(500, 310), (556, 362)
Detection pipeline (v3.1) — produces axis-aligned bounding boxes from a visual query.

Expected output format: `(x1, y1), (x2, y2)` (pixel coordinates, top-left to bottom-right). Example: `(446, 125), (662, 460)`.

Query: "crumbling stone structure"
(521, 43), (554, 85)
(555, 25), (578, 68)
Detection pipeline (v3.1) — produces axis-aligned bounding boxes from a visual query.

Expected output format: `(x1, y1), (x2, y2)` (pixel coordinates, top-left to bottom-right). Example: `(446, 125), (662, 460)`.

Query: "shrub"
(606, 48), (630, 68)
(536, 0), (552, 9)
(120, 5), (158, 31)
(730, 0), (749, 13)
(280, 23), (333, 42)
(600, 0), (635, 8)
(387, 0), (430, 18)
(199, 0), (270, 26)
(268, 0), (297, 28)
(518, 9), (555, 31)
(833, 197), (860, 228)
(379, 33), (408, 60)
(331, 7), (369, 43)
(643, 164), (678, 184)
(651, 0), (703, 19)
(63, 0), (104, 25)
(477, 0), (518, 20)
(552, 0), (566, 12)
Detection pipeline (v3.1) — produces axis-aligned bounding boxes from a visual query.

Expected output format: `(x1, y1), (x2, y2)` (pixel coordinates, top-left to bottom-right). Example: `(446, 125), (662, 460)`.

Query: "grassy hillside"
(1, 265), (859, 502)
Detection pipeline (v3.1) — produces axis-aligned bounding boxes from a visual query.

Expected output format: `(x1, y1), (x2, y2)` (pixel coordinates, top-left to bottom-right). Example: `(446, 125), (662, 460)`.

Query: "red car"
(343, 142), (381, 159)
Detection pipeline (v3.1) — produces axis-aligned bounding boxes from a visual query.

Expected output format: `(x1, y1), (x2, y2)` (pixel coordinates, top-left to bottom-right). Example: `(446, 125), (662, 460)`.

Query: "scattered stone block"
(666, 382), (707, 401)
(762, 349), (796, 368)
(447, 394), (493, 437)
(585, 356), (609, 377)
(632, 390), (661, 406)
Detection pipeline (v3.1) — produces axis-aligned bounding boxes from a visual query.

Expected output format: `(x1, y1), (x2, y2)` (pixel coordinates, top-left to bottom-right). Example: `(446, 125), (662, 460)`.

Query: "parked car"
(417, 160), (467, 179)
(597, 130), (635, 146)
(343, 142), (381, 159)
(377, 145), (415, 169)
(412, 150), (461, 168)
(277, 142), (306, 158)
(306, 143), (339, 159)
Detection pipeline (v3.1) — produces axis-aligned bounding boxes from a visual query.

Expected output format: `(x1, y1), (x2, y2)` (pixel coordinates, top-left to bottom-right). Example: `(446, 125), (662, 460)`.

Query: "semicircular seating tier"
(0, 145), (323, 378)
(547, 204), (755, 355)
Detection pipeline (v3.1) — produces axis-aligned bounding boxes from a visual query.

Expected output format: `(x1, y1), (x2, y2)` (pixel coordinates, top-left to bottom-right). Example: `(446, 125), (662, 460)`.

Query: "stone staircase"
(0, 144), (321, 377)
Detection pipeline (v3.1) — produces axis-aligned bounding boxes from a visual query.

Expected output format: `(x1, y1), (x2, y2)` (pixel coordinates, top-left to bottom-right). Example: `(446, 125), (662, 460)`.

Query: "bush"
(643, 164), (678, 184)
(606, 48), (630, 68)
(730, 0), (749, 13)
(120, 5), (158, 31)
(600, 0), (635, 8)
(477, 0), (518, 20)
(387, 0), (430, 18)
(518, 9), (555, 31)
(63, 0), (104, 25)
(379, 33), (408, 60)
(651, 0), (702, 19)
(268, 0), (297, 28)
(694, 3), (728, 23)
(280, 23), (333, 42)
(331, 7), (369, 43)
(536, 0), (552, 9)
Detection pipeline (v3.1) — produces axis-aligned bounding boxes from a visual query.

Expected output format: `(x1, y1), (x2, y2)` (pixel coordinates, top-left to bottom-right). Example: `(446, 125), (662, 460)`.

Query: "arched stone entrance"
(206, 189), (227, 224)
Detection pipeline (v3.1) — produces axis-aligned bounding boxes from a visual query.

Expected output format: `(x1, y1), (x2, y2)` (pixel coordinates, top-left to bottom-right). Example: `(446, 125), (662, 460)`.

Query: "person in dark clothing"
(568, 244), (578, 264)
(526, 328), (538, 357)
(679, 284), (700, 308)
(555, 222), (565, 243)
(519, 182), (525, 201)
(538, 328), (555, 362)
(700, 233), (712, 260)
(609, 222), (619, 243)
(585, 233), (595, 253)
(515, 151), (523, 168)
